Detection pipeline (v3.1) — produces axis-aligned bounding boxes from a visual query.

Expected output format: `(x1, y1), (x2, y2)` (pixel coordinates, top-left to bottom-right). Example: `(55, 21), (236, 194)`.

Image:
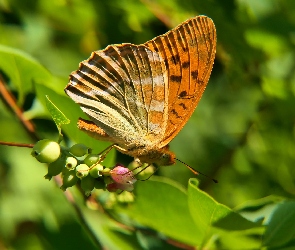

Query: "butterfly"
(65, 15), (216, 167)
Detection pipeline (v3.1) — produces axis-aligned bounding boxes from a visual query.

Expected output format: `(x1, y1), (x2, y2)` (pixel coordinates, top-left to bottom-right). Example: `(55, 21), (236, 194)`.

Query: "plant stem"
(0, 141), (34, 148)
(0, 74), (38, 141)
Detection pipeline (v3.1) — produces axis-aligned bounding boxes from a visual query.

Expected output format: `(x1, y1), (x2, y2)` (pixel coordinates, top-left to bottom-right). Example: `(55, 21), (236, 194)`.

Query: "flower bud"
(106, 182), (119, 192)
(89, 164), (103, 178)
(110, 165), (136, 185)
(102, 168), (111, 176)
(81, 175), (95, 196)
(135, 164), (154, 180)
(60, 170), (78, 191)
(44, 155), (65, 180)
(76, 164), (89, 179)
(84, 154), (101, 166)
(65, 156), (78, 170)
(69, 143), (91, 157)
(31, 139), (60, 163)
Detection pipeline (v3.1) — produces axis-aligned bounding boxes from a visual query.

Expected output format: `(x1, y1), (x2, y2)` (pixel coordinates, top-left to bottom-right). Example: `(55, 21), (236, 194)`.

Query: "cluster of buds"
(31, 139), (137, 196)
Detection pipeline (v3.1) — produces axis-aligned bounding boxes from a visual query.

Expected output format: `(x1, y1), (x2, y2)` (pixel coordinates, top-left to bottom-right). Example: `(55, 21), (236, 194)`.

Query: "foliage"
(0, 0), (295, 249)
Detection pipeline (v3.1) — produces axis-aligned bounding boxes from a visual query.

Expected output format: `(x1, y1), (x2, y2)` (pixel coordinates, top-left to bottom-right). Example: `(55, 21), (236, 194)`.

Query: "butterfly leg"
(97, 143), (118, 163)
(136, 164), (159, 181)
(118, 160), (155, 181)
(119, 163), (157, 181)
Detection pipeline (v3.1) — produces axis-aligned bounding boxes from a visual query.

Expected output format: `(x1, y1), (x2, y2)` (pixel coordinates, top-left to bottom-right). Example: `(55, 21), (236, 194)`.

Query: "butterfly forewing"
(144, 16), (216, 147)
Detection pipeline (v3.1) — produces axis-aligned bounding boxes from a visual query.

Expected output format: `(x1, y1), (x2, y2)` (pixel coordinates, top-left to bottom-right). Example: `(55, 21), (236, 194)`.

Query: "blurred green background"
(0, 0), (295, 249)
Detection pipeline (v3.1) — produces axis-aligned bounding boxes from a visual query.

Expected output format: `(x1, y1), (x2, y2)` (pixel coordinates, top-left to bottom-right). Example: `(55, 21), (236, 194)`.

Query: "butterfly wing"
(144, 16), (216, 147)
(65, 15), (216, 162)
(65, 44), (169, 149)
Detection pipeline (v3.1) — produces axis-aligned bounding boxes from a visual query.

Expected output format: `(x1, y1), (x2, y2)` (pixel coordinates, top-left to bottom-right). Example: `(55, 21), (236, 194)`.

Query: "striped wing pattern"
(144, 16), (216, 147)
(65, 15), (216, 164)
(65, 44), (168, 149)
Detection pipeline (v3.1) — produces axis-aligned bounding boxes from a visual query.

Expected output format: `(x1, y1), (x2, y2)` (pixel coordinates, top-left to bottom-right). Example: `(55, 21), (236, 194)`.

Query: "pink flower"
(110, 164), (137, 185)
(108, 164), (137, 192)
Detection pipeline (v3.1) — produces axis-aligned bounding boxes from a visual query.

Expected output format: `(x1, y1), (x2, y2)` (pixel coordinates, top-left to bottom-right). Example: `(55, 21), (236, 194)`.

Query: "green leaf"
(217, 229), (264, 250)
(122, 177), (203, 246)
(235, 195), (285, 224)
(0, 45), (52, 104)
(80, 204), (142, 250)
(45, 95), (70, 138)
(262, 201), (295, 248)
(188, 179), (261, 231)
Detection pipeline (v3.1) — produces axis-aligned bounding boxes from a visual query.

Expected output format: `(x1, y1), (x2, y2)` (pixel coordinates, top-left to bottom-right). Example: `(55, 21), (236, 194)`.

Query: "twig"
(0, 74), (37, 141)
(0, 141), (34, 148)
(140, 0), (174, 28)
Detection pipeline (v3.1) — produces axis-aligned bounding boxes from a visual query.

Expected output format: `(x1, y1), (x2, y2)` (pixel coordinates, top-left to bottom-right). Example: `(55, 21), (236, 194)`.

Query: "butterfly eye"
(161, 153), (170, 159)
(155, 152), (175, 166)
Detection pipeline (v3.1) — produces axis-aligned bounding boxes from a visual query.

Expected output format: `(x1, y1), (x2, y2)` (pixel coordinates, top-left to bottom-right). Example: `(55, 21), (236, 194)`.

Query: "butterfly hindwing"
(65, 44), (168, 149)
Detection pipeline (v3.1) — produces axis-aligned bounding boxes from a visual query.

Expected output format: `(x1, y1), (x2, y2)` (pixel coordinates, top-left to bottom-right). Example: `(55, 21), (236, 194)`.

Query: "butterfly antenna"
(175, 158), (218, 183)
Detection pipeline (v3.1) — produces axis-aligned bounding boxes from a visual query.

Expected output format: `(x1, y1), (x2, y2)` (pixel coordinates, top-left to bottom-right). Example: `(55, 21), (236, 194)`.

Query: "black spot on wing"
(182, 61), (190, 68)
(179, 103), (187, 109)
(178, 91), (187, 98)
(171, 109), (181, 118)
(170, 75), (182, 82)
(191, 70), (198, 80)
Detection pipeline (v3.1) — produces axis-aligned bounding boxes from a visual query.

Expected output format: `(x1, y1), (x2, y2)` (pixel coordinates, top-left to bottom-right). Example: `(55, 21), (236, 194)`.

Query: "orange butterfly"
(65, 15), (216, 166)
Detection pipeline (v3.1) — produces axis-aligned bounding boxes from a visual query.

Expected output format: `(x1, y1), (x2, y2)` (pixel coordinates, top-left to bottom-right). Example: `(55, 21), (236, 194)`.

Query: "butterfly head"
(135, 146), (176, 166)
(156, 151), (176, 166)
